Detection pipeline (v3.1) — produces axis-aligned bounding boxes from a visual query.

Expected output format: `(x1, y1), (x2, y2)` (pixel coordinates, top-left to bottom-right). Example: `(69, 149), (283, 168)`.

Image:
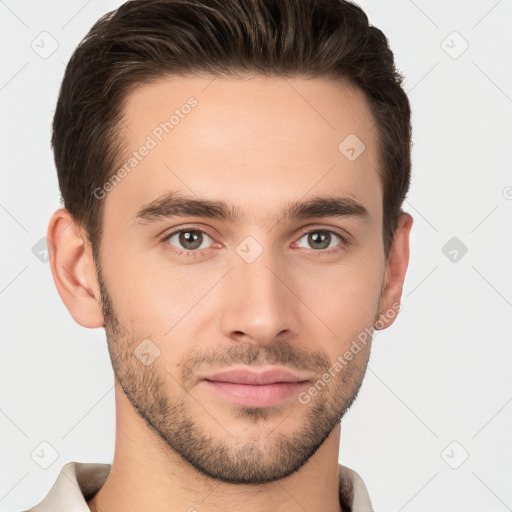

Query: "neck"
(88, 382), (344, 512)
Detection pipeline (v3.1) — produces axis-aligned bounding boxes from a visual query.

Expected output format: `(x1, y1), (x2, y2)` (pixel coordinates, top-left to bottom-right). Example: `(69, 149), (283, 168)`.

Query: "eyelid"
(292, 226), (349, 254)
(161, 223), (351, 254)
(294, 224), (351, 243)
(161, 225), (217, 248)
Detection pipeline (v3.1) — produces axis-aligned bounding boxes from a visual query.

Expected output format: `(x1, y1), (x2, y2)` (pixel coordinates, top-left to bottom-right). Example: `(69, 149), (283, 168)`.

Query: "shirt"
(25, 461), (374, 511)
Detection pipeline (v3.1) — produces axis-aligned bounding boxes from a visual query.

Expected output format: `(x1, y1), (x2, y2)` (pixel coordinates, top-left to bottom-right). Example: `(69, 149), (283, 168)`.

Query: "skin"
(48, 74), (413, 512)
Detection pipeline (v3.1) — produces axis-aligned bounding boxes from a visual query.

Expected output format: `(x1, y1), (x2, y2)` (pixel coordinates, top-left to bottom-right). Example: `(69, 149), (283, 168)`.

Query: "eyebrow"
(131, 191), (370, 227)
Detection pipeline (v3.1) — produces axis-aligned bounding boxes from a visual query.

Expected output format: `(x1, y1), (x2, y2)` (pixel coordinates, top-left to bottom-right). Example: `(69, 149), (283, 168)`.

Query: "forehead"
(105, 74), (382, 229)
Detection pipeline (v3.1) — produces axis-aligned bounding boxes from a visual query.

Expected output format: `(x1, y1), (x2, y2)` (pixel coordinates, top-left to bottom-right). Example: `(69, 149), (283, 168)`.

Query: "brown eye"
(164, 229), (213, 252)
(296, 230), (343, 251)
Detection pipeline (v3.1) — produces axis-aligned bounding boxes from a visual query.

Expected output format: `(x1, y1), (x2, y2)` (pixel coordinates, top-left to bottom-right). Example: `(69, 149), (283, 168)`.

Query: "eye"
(160, 226), (348, 259)
(294, 229), (346, 253)
(162, 228), (215, 256)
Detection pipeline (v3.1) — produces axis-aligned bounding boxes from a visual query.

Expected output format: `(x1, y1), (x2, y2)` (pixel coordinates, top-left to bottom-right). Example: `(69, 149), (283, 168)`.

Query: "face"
(95, 74), (388, 484)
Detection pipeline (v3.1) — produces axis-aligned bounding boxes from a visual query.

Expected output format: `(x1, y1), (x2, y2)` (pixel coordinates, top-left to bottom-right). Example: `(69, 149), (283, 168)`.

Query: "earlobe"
(375, 212), (413, 330)
(47, 208), (104, 329)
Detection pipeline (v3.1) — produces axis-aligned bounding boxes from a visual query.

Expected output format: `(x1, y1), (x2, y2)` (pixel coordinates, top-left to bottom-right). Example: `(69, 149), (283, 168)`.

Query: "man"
(31, 0), (413, 510)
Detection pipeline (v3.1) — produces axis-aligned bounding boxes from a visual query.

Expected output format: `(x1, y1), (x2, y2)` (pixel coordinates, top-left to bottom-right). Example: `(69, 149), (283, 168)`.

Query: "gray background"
(1, 0), (511, 510)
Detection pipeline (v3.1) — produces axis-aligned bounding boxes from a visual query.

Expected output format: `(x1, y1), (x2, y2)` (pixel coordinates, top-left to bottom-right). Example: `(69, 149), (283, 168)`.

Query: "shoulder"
(338, 463), (375, 512)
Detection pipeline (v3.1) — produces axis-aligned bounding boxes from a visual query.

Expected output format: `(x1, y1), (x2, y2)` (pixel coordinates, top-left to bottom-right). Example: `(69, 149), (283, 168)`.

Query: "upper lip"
(203, 367), (310, 385)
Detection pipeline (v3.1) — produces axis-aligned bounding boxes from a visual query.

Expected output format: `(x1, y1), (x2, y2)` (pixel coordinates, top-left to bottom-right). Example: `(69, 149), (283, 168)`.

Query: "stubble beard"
(95, 258), (374, 485)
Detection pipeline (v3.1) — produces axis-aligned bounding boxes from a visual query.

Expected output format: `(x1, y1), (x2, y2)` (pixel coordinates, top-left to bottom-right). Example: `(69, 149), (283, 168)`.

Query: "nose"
(219, 246), (299, 347)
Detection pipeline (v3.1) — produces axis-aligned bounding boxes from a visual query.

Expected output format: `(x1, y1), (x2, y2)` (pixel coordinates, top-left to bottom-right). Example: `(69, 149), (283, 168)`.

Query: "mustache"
(180, 339), (331, 384)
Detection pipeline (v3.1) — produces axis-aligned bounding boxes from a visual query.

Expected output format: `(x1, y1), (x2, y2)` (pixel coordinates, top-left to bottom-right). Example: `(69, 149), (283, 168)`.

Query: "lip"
(204, 367), (310, 385)
(201, 367), (310, 407)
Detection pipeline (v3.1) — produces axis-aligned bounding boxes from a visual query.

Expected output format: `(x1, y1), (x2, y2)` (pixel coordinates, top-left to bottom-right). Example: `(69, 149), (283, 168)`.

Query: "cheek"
(316, 281), (380, 341)
(101, 224), (384, 345)
(306, 258), (384, 351)
(99, 243), (179, 333)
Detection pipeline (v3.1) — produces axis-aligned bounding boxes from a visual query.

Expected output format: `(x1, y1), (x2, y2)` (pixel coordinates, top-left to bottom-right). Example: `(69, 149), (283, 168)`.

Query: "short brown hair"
(52, 0), (411, 261)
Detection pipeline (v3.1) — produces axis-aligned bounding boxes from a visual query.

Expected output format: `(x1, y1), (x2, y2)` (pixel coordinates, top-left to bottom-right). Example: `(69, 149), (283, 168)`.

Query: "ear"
(47, 208), (104, 328)
(375, 212), (413, 330)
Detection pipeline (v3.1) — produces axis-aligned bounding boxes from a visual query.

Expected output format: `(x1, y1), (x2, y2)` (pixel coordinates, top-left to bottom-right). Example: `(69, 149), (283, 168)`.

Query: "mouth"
(201, 367), (311, 407)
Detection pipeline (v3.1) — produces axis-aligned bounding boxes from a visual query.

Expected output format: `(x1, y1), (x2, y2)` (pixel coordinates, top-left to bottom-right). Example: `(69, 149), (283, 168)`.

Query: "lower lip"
(202, 380), (308, 407)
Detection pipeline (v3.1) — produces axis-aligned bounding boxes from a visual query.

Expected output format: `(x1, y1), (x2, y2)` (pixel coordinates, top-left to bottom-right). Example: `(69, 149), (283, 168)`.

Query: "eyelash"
(160, 226), (350, 258)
